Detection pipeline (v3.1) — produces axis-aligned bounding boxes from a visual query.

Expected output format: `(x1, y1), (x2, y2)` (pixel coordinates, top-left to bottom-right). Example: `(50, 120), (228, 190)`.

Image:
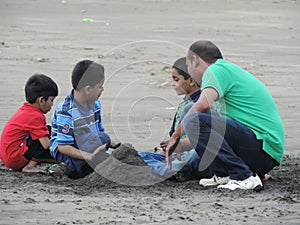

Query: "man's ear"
(193, 55), (200, 67)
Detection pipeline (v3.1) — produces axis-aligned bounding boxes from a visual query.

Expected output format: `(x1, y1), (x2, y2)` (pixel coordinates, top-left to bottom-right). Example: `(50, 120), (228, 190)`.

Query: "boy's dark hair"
(188, 40), (223, 64)
(25, 74), (58, 103)
(72, 60), (105, 90)
(172, 57), (190, 80)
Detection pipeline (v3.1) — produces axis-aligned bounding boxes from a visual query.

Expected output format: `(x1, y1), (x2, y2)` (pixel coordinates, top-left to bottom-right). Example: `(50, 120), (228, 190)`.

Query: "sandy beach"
(0, 0), (299, 224)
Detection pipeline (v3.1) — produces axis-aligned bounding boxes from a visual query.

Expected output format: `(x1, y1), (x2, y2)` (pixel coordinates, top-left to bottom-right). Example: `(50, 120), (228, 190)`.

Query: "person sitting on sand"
(160, 57), (201, 152)
(0, 74), (58, 173)
(49, 60), (120, 179)
(139, 57), (213, 180)
(159, 57), (202, 177)
(166, 40), (284, 191)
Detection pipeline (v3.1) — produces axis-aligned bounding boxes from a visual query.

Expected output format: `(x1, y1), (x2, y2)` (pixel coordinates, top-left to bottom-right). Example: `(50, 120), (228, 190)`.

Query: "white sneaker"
(217, 174), (263, 191)
(199, 175), (230, 186)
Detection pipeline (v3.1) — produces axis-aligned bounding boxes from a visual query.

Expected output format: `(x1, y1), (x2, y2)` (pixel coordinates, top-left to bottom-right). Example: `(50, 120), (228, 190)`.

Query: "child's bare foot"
(22, 160), (45, 173)
(261, 173), (273, 182)
(22, 166), (44, 173)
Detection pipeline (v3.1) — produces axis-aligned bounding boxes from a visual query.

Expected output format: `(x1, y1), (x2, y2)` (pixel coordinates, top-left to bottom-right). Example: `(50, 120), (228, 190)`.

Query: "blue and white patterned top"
(50, 90), (105, 159)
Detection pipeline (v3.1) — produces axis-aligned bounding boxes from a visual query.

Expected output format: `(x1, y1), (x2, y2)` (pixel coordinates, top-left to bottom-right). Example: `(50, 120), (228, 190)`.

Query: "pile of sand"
(86, 143), (164, 187)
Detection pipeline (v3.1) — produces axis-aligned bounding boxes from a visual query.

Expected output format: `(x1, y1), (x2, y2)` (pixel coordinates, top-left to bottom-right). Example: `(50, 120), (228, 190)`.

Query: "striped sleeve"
(95, 100), (105, 132)
(56, 110), (74, 145)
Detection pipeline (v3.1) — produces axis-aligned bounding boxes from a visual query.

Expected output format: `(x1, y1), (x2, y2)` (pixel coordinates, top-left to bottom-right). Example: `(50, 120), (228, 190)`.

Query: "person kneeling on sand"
(166, 40), (284, 191)
(49, 60), (120, 179)
(0, 74), (58, 173)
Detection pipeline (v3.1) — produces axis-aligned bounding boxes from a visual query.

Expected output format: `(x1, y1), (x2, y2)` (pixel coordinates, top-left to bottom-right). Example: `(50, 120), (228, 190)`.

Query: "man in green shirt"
(166, 40), (284, 191)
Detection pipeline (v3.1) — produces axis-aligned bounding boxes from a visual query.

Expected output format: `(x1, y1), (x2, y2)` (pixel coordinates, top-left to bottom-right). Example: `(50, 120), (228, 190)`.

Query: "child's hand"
(154, 146), (165, 154)
(159, 140), (169, 149)
(153, 140), (169, 153)
(90, 144), (107, 162)
(165, 137), (180, 169)
(109, 141), (121, 149)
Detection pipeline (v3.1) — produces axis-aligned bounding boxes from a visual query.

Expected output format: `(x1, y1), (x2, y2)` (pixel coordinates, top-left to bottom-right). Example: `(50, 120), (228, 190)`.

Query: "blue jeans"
(183, 112), (279, 180)
(55, 132), (111, 178)
(138, 150), (212, 178)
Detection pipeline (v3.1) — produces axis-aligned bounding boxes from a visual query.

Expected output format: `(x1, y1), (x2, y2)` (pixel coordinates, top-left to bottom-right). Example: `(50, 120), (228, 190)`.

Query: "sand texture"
(0, 0), (299, 224)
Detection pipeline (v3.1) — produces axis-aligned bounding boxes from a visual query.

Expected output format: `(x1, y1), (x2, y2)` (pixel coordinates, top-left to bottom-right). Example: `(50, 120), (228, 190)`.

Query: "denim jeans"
(55, 132), (111, 178)
(182, 110), (278, 180)
(138, 149), (213, 179)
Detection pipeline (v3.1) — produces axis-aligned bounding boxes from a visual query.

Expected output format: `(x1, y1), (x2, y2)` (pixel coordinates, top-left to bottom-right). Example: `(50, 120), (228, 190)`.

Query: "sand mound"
(86, 143), (164, 187)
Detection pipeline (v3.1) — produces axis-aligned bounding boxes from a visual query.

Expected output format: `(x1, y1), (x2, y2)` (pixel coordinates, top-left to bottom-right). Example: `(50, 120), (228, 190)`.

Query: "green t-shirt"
(201, 59), (284, 163)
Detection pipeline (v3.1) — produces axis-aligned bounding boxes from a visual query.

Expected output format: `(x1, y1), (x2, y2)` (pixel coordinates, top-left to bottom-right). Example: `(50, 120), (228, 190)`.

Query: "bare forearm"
(39, 136), (50, 150)
(58, 145), (92, 161)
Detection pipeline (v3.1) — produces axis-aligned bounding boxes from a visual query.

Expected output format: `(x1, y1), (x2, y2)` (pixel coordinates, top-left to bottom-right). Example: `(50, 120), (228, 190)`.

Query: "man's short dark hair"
(188, 40), (223, 64)
(172, 57), (190, 80)
(72, 60), (105, 90)
(25, 74), (58, 103)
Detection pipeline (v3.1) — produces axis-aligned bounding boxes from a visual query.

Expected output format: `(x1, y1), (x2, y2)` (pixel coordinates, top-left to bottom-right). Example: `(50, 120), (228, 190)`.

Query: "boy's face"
(171, 68), (193, 96)
(87, 79), (104, 101)
(40, 96), (56, 114)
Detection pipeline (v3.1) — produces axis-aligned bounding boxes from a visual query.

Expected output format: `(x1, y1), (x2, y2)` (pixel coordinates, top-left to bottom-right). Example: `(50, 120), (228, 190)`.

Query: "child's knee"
(179, 103), (194, 120)
(99, 132), (111, 145)
(182, 113), (201, 134)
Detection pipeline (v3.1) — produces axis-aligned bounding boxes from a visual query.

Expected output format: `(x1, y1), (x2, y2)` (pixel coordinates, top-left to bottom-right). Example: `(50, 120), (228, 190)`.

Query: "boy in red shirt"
(0, 74), (58, 172)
